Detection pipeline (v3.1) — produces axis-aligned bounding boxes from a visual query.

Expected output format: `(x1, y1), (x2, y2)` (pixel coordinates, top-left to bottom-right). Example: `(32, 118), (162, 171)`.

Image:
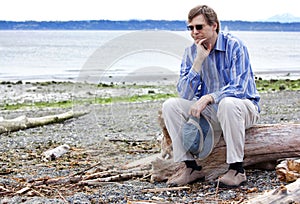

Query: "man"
(162, 5), (260, 188)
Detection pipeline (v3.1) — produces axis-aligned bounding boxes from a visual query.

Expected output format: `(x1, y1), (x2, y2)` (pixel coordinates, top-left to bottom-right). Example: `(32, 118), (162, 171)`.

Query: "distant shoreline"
(1, 20), (300, 31)
(0, 69), (299, 84)
(254, 70), (300, 80)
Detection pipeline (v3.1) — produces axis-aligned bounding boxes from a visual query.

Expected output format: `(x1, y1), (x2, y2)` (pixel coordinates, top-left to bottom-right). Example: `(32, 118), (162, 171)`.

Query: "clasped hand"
(189, 95), (213, 118)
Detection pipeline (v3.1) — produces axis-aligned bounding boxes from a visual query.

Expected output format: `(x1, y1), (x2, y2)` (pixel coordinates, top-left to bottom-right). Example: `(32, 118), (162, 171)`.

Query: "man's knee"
(162, 98), (177, 115)
(217, 97), (241, 119)
(162, 97), (185, 116)
(218, 97), (238, 110)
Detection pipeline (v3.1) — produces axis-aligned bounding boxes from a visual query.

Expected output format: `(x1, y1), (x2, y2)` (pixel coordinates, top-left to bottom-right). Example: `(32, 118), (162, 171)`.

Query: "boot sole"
(217, 180), (247, 189)
(167, 176), (205, 187)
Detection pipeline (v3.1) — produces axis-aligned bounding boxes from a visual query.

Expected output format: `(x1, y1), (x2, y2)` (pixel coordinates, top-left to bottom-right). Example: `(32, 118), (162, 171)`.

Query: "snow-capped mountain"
(265, 13), (300, 23)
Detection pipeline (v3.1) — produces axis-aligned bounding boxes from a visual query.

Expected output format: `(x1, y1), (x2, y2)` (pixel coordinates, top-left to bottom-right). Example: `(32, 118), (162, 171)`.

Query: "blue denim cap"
(182, 114), (214, 159)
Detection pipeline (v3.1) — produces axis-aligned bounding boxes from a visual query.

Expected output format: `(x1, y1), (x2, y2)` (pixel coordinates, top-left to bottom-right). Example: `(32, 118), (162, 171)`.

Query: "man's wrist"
(192, 66), (200, 73)
(192, 59), (203, 73)
(207, 94), (214, 104)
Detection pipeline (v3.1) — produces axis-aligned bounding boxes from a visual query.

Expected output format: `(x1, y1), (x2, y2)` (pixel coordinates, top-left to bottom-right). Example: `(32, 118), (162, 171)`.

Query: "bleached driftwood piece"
(249, 158), (300, 203)
(151, 111), (300, 182)
(247, 178), (300, 203)
(276, 158), (300, 182)
(42, 144), (71, 161)
(0, 110), (88, 134)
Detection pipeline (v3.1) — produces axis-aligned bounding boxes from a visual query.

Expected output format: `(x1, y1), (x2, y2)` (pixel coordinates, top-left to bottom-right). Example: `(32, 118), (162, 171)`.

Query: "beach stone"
(0, 82), (299, 203)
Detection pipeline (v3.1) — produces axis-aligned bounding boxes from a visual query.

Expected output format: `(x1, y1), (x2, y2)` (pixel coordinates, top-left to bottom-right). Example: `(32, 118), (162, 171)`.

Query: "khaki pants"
(162, 97), (260, 163)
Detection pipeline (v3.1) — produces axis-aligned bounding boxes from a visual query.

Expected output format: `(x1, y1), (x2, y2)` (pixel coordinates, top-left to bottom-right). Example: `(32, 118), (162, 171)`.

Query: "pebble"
(0, 82), (299, 203)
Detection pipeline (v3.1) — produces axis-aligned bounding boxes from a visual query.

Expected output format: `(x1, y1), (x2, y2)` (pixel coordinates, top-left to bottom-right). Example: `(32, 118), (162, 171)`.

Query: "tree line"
(0, 20), (299, 31)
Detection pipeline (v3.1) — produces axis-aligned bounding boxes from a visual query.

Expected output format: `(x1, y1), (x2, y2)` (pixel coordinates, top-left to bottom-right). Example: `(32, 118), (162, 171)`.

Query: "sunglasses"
(187, 24), (205, 31)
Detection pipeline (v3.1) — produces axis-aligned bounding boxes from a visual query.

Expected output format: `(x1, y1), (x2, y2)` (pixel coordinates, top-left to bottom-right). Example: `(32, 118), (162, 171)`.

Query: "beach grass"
(1, 93), (177, 110)
(2, 100), (73, 110)
(0, 79), (299, 111)
(255, 78), (300, 92)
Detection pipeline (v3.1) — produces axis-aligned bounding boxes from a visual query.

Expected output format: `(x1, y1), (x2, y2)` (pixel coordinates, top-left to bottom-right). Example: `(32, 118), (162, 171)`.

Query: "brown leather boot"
(218, 169), (247, 188)
(167, 167), (204, 186)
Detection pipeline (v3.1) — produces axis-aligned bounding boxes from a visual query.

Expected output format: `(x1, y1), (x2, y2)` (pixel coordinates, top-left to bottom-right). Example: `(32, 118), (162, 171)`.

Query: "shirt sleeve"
(177, 47), (202, 100)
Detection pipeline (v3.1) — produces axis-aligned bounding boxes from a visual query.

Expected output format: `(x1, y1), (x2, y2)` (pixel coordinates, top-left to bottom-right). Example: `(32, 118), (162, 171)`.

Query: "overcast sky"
(1, 0), (299, 22)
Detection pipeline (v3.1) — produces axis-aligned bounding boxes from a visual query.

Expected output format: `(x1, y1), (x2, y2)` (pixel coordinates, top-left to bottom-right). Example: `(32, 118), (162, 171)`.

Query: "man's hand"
(192, 38), (212, 73)
(189, 95), (214, 118)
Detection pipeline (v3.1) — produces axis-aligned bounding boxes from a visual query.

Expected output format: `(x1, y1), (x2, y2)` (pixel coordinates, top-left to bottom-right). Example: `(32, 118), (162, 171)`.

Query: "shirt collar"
(214, 32), (226, 52)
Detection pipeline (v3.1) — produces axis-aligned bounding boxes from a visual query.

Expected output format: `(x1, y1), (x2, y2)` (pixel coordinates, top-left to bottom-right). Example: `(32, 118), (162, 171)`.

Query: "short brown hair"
(188, 5), (220, 34)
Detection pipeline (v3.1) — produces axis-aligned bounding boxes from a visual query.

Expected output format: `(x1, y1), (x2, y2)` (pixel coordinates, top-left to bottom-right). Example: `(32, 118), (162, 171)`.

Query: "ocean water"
(0, 30), (299, 83)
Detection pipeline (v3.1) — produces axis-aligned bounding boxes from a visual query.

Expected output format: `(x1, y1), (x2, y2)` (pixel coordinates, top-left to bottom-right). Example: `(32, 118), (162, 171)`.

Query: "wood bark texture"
(151, 111), (300, 182)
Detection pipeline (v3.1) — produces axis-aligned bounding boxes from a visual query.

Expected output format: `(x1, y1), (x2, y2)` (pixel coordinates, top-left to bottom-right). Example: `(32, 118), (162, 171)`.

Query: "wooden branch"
(247, 179), (300, 203)
(0, 110), (89, 134)
(0, 185), (12, 196)
(29, 175), (82, 187)
(15, 186), (31, 195)
(9, 165), (151, 196)
(276, 158), (300, 182)
(56, 189), (68, 204)
(127, 199), (168, 204)
(141, 186), (190, 193)
(78, 170), (149, 186)
(71, 162), (104, 177)
(151, 111), (300, 182)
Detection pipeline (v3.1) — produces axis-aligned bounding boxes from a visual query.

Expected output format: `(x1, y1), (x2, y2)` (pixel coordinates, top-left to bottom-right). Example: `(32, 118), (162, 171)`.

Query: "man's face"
(188, 15), (215, 45)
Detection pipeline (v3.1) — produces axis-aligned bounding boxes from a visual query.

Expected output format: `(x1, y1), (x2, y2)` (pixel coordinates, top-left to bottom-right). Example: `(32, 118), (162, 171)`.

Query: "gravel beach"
(0, 80), (299, 203)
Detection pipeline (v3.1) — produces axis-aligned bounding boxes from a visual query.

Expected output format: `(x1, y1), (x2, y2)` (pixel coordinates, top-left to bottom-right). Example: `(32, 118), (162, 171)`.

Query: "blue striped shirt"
(177, 32), (260, 111)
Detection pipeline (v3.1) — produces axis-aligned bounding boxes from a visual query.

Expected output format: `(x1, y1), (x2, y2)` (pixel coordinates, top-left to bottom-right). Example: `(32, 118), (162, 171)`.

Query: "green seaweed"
(1, 79), (298, 111)
(1, 93), (177, 110)
(3, 100), (73, 110)
(255, 78), (300, 92)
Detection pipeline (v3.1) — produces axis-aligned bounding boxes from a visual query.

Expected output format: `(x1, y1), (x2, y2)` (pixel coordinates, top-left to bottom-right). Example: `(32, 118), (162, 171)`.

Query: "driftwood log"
(247, 178), (300, 203)
(150, 111), (300, 182)
(0, 110), (88, 134)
